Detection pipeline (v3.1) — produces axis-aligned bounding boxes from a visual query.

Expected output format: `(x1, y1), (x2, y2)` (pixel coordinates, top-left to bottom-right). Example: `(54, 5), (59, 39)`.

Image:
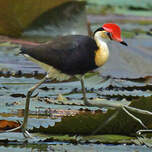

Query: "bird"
(18, 23), (127, 137)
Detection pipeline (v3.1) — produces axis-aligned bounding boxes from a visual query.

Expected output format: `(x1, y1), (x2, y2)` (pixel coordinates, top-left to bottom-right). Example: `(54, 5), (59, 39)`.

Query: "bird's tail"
(19, 47), (27, 54)
(15, 47), (27, 56)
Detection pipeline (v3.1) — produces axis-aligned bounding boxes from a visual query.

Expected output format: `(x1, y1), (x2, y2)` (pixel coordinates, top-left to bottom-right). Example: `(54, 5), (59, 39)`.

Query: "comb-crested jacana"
(19, 23), (127, 137)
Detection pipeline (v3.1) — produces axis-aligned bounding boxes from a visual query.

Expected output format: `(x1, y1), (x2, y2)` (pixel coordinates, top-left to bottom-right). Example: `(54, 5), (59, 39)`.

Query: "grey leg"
(22, 75), (49, 137)
(80, 76), (90, 106)
(137, 129), (152, 135)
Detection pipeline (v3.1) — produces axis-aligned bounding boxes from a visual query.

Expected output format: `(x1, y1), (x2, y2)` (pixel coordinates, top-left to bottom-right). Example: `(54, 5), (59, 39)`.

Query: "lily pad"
(0, 139), (151, 151)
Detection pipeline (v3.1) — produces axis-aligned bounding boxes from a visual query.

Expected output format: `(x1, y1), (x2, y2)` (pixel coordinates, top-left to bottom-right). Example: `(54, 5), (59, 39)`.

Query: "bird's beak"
(120, 41), (128, 46)
(106, 31), (128, 46)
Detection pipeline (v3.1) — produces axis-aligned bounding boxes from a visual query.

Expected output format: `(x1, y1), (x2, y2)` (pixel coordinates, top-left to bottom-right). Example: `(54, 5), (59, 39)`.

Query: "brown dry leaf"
(0, 120), (20, 132)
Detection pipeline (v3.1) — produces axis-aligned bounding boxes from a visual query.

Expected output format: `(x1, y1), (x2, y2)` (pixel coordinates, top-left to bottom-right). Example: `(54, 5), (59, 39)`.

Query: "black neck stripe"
(93, 27), (104, 36)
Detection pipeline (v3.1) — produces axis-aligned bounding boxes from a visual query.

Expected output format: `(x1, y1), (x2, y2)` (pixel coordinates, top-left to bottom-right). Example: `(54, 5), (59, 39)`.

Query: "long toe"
(23, 130), (33, 138)
(21, 125), (32, 138)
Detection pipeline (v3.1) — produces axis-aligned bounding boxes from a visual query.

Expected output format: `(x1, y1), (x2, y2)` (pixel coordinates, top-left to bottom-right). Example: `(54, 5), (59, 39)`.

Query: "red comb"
(102, 23), (122, 42)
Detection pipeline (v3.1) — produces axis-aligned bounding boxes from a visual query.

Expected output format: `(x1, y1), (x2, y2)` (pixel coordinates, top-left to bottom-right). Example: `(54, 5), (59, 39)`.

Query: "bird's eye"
(107, 32), (112, 40)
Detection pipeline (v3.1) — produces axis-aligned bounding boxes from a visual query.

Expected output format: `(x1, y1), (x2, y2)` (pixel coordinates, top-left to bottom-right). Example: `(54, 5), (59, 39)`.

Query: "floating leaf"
(0, 132), (47, 143)
(0, 116), (61, 131)
(31, 109), (144, 135)
(0, 133), (150, 152)
(97, 89), (152, 99)
(82, 134), (134, 144)
(0, 144), (150, 152)
(0, 120), (20, 132)
(10, 93), (26, 98)
(129, 96), (152, 129)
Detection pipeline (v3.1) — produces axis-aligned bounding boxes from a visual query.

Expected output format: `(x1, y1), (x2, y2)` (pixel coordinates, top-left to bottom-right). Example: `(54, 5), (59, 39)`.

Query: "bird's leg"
(80, 76), (90, 106)
(22, 75), (49, 137)
(137, 129), (152, 135)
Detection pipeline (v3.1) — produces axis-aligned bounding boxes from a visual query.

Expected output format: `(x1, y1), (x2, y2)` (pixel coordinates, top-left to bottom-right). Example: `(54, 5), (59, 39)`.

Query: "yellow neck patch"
(94, 32), (109, 67)
(95, 48), (109, 67)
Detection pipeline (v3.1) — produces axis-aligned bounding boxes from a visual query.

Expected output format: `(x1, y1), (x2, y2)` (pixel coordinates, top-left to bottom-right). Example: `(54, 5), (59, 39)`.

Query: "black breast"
(20, 35), (99, 75)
